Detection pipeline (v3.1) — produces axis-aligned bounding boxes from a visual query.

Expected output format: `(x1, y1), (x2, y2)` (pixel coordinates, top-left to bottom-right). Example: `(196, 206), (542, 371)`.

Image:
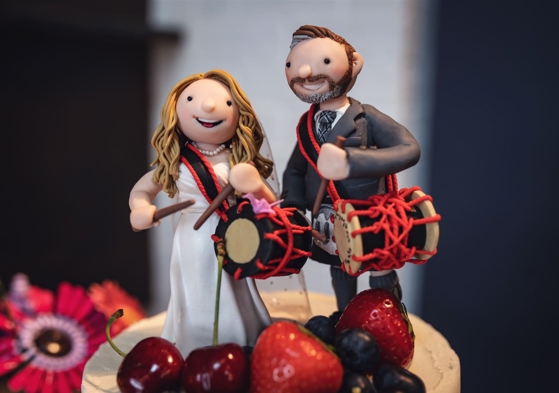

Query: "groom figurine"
(280, 25), (421, 315)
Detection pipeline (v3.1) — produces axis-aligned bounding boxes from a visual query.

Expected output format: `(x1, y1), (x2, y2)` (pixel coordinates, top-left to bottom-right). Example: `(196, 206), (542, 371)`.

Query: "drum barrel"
(357, 205), (427, 252)
(216, 202), (312, 279)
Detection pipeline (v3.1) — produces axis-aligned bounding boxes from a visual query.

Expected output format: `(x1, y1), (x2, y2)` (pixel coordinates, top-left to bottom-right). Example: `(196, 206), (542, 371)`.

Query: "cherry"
(116, 337), (183, 393)
(106, 310), (184, 393)
(182, 342), (249, 393)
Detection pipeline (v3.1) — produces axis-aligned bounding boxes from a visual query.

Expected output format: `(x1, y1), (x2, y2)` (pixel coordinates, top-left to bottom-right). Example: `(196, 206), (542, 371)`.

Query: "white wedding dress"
(161, 160), (271, 356)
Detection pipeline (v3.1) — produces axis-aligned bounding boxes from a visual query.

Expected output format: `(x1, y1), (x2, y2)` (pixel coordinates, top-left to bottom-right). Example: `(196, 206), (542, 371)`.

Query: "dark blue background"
(423, 1), (559, 392)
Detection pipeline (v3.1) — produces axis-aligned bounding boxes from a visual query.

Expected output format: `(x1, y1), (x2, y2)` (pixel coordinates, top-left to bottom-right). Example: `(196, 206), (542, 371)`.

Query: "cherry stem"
(106, 309), (127, 357)
(213, 242), (226, 346)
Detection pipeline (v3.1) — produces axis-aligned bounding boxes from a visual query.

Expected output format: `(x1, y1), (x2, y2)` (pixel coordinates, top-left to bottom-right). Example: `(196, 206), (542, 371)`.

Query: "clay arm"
(323, 107), (420, 180)
(347, 107), (420, 178)
(280, 144), (308, 212)
(129, 170), (163, 231)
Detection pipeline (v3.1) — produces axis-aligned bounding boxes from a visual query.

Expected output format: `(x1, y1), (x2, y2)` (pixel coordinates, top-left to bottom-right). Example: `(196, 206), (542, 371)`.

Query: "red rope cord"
(334, 186), (441, 273)
(237, 200), (250, 213)
(296, 106), (341, 204)
(386, 173), (398, 192)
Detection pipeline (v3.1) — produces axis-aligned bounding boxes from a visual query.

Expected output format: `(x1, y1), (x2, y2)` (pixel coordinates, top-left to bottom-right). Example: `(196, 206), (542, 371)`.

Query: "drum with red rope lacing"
(213, 198), (313, 280)
(333, 185), (441, 276)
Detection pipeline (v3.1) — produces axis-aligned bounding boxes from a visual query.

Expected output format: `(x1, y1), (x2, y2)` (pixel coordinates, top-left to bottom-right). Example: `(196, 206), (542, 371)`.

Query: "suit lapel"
(327, 98), (363, 143)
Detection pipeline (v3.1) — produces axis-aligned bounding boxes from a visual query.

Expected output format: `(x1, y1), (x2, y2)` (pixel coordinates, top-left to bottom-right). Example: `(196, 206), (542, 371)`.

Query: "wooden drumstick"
(312, 136), (346, 216)
(193, 183), (235, 230)
(311, 230), (327, 243)
(153, 199), (195, 221)
(132, 199), (195, 232)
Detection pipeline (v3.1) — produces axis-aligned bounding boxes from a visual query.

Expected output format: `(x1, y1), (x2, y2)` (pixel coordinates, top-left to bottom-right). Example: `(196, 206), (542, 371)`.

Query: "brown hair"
(150, 69), (273, 198)
(292, 25), (356, 63)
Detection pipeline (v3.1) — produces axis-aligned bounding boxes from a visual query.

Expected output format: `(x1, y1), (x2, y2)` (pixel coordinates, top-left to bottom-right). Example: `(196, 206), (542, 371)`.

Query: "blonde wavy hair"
(150, 69), (274, 198)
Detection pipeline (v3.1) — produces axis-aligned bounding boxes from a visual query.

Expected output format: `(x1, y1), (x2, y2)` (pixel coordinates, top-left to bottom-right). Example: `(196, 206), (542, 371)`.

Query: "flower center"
(34, 328), (72, 357)
(18, 314), (89, 371)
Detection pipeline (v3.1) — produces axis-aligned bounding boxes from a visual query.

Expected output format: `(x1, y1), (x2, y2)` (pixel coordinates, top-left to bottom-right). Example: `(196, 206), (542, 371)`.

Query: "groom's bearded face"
(289, 62), (353, 104)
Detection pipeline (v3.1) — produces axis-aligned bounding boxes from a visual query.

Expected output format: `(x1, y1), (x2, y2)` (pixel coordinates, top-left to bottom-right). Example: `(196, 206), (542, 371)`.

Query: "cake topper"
(280, 25), (429, 315)
(129, 70), (275, 356)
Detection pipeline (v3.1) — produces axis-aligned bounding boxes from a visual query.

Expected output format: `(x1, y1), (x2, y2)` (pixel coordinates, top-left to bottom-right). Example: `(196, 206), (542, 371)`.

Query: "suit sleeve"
(280, 143), (308, 212)
(346, 105), (420, 178)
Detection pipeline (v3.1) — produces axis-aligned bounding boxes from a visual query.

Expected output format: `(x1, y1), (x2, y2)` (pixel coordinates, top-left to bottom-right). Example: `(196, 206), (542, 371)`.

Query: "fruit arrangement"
(104, 237), (423, 393)
(104, 287), (425, 393)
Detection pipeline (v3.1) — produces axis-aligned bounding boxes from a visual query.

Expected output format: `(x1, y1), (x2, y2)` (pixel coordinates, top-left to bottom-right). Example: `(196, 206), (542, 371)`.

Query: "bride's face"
(176, 79), (240, 144)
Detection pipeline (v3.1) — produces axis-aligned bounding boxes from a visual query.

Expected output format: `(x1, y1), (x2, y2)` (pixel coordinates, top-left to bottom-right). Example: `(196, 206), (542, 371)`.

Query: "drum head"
(224, 218), (260, 264)
(334, 202), (363, 275)
(407, 190), (439, 260)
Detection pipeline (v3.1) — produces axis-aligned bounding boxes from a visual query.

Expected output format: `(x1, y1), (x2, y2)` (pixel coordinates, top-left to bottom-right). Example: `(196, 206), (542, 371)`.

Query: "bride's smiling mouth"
(196, 118), (224, 128)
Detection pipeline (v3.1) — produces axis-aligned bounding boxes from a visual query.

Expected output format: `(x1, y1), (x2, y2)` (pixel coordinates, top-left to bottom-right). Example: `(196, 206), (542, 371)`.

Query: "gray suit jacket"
(280, 98), (420, 265)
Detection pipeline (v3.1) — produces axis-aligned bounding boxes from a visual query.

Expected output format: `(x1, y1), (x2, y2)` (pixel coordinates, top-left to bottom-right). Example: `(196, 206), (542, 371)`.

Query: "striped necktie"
(316, 110), (337, 144)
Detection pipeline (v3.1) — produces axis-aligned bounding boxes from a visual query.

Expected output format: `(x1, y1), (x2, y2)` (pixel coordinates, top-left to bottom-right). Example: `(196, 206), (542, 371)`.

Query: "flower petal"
(55, 368), (72, 393)
(0, 353), (23, 377)
(39, 370), (55, 393)
(28, 286), (55, 314)
(86, 332), (107, 355)
(23, 367), (45, 393)
(88, 280), (146, 332)
(0, 335), (14, 354)
(80, 311), (107, 339)
(56, 282), (88, 319)
(66, 363), (84, 391)
(7, 365), (34, 392)
(69, 298), (95, 323)
(0, 313), (15, 331)
(6, 364), (31, 391)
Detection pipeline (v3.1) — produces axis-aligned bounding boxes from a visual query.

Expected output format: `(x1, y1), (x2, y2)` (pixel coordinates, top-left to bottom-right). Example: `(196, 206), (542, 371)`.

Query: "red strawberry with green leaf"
(335, 288), (414, 368)
(250, 320), (343, 393)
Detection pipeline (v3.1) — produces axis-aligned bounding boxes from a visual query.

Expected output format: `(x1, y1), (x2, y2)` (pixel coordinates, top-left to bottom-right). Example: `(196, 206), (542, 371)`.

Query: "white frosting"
(82, 292), (460, 393)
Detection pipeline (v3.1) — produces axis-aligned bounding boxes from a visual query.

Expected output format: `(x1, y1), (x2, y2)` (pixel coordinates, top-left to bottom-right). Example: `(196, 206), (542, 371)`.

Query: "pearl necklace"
(191, 142), (230, 157)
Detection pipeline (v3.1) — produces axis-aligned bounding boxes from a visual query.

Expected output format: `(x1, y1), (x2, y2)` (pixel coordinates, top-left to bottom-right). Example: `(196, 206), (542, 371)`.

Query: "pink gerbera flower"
(0, 277), (107, 393)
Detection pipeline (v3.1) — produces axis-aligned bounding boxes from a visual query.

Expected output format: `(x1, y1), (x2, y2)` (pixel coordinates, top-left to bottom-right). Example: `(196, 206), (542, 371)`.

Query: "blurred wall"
(0, 0), (157, 303)
(145, 0), (437, 315)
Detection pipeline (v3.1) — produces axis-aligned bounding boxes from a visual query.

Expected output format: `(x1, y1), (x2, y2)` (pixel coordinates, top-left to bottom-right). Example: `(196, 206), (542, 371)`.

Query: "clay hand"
(317, 143), (350, 180)
(229, 163), (276, 202)
(229, 163), (263, 194)
(130, 205), (159, 231)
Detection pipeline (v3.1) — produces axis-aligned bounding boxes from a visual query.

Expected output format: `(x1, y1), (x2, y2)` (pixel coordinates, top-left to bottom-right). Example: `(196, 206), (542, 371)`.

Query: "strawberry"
(335, 288), (414, 369)
(250, 320), (343, 393)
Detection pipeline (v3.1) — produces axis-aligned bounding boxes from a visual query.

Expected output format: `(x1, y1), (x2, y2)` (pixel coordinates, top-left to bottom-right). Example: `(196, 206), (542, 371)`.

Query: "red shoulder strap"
(180, 144), (229, 220)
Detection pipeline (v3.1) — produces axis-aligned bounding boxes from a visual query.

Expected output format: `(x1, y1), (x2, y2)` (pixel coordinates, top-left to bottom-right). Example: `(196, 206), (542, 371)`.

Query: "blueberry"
(338, 371), (377, 393)
(335, 328), (380, 373)
(304, 315), (336, 345)
(373, 364), (426, 393)
(329, 310), (343, 325)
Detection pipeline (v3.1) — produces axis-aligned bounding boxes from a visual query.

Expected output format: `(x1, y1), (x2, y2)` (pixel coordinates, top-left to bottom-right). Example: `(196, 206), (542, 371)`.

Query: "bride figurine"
(129, 70), (275, 356)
